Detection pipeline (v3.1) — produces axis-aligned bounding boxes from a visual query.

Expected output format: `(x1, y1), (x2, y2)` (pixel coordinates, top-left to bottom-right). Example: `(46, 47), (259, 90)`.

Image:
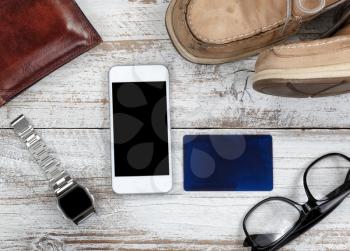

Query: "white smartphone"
(109, 65), (172, 194)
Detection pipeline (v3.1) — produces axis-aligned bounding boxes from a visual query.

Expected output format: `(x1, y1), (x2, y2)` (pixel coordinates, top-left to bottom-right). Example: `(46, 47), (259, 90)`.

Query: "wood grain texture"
(1, 129), (350, 250)
(0, 1), (347, 129)
(76, 0), (170, 42)
(1, 38), (350, 129)
(75, 0), (333, 41)
(1, 0), (349, 250)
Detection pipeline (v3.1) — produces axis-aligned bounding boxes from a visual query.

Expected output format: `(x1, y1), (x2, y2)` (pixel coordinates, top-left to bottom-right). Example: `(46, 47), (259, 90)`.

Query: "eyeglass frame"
(243, 153), (350, 251)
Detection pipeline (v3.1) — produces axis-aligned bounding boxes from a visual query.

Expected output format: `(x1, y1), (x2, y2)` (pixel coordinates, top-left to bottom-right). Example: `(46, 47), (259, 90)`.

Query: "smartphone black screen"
(112, 82), (169, 177)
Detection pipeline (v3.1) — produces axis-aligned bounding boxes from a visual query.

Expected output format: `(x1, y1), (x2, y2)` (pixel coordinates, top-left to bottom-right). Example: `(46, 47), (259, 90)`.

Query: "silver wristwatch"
(11, 115), (96, 225)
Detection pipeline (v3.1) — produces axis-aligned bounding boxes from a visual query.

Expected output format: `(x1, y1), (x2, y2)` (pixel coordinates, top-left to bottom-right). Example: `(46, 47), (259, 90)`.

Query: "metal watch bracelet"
(11, 115), (75, 195)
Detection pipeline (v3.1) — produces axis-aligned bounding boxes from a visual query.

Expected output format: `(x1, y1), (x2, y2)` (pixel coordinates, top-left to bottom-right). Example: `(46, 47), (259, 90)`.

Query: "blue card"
(183, 135), (273, 191)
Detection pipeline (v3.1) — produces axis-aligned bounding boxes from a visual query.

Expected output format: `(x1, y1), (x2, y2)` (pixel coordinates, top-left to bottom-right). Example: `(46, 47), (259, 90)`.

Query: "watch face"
(57, 185), (94, 221)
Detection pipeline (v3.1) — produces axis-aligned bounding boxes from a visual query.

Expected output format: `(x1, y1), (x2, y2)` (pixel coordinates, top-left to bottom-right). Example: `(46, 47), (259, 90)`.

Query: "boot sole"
(165, 0), (346, 65)
(253, 63), (350, 98)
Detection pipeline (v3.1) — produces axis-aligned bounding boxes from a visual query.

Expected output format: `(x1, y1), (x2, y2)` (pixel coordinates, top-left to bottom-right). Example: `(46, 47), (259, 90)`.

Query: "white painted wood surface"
(0, 1), (349, 250)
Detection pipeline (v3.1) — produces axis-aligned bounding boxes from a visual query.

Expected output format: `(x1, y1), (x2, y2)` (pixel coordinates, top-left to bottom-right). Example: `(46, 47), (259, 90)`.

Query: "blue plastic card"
(183, 135), (273, 191)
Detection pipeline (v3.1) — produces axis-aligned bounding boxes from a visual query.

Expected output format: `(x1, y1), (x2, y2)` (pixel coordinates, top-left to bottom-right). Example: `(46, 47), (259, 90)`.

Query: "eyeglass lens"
(245, 200), (300, 247)
(306, 155), (349, 200)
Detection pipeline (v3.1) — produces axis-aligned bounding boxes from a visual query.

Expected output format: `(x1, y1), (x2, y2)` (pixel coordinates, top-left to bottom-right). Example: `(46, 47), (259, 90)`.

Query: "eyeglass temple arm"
(320, 170), (350, 201)
(322, 184), (349, 201)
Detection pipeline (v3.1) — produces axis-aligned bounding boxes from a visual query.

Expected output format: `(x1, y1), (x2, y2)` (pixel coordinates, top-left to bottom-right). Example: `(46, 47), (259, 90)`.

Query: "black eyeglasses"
(243, 153), (350, 251)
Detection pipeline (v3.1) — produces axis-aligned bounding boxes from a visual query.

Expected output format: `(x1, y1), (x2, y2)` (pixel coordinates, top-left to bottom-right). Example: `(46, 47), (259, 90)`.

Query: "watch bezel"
(56, 183), (96, 225)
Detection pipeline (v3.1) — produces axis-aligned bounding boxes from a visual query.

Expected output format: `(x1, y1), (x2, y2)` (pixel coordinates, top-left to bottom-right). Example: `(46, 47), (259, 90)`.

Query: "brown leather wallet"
(0, 0), (102, 107)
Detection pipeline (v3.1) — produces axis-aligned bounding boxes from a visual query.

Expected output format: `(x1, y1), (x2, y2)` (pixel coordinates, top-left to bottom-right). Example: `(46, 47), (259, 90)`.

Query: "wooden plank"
(1, 129), (350, 250)
(76, 0), (170, 41)
(0, 1), (342, 129)
(1, 1), (347, 251)
(75, 0), (333, 41)
(1, 39), (350, 129)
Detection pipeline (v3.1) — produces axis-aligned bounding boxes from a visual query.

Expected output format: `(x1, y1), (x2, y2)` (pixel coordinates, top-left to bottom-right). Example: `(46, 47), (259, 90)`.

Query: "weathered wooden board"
(1, 0), (349, 250)
(0, 1), (346, 129)
(76, 0), (170, 42)
(1, 129), (350, 250)
(1, 38), (350, 129)
(75, 0), (333, 41)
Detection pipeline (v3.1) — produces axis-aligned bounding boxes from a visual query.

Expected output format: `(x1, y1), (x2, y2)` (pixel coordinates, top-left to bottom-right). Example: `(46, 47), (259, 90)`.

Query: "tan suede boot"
(253, 2), (350, 98)
(166, 0), (346, 64)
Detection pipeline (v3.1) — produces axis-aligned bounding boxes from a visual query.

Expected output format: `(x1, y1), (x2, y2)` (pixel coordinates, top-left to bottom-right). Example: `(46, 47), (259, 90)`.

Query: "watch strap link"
(11, 115), (75, 195)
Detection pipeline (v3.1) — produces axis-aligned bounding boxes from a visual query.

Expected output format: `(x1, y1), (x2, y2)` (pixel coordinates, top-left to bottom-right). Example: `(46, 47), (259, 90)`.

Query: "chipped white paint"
(0, 0), (349, 250)
(1, 129), (350, 250)
(0, 2), (347, 129)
